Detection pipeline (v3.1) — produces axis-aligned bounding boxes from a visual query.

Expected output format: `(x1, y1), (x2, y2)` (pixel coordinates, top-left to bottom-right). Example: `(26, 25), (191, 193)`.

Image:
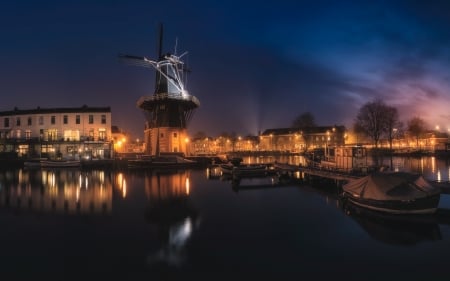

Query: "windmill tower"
(120, 24), (200, 156)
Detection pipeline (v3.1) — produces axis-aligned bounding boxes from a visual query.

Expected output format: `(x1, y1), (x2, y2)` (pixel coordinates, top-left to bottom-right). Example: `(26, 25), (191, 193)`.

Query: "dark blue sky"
(1, 0), (450, 138)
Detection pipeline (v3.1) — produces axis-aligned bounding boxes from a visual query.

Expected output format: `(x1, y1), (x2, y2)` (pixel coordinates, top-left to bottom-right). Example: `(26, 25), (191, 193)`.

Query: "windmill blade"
(118, 54), (157, 69)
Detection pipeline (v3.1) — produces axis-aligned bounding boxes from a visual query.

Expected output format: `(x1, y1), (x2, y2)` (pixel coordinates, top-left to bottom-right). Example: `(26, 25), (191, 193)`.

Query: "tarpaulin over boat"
(342, 172), (441, 201)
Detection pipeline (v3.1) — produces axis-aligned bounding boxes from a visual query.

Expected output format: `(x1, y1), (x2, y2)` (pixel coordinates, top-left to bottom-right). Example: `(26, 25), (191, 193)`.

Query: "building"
(0, 106), (113, 159)
(121, 25), (199, 156)
(259, 126), (346, 153)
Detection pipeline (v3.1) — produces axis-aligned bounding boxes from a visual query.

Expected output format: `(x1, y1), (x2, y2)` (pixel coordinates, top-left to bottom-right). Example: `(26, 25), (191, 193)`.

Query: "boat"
(342, 200), (442, 245)
(24, 158), (48, 168)
(127, 155), (198, 169)
(341, 172), (441, 215)
(219, 163), (234, 175)
(40, 159), (81, 168)
(231, 164), (273, 178)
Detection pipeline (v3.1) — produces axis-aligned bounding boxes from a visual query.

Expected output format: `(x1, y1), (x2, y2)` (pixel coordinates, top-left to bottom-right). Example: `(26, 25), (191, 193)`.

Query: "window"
(25, 130), (31, 139)
(51, 116), (56, 125)
(16, 117), (21, 126)
(76, 115), (80, 124)
(48, 129), (58, 141)
(16, 130), (21, 138)
(39, 116), (44, 125)
(89, 129), (94, 140)
(173, 132), (177, 138)
(99, 128), (106, 140)
(89, 115), (93, 124)
(27, 117), (32, 126)
(63, 115), (68, 124)
(4, 118), (9, 128)
(160, 133), (164, 138)
(101, 114), (106, 124)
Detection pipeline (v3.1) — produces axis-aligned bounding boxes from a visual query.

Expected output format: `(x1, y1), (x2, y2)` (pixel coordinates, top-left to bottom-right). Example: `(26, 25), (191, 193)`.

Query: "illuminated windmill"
(120, 25), (200, 156)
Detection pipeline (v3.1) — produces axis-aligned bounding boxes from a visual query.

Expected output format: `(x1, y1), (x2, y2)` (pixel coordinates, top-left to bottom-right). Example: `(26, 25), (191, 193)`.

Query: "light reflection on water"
(0, 156), (450, 279)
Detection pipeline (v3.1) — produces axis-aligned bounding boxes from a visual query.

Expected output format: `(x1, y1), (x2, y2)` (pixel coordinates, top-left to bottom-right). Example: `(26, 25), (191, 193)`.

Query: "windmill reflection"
(144, 169), (199, 267)
(0, 169), (112, 215)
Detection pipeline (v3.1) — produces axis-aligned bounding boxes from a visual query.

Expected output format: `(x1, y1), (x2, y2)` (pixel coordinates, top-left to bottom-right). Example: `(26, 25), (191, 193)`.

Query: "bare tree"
(355, 99), (395, 148)
(193, 131), (207, 139)
(385, 106), (399, 150)
(407, 117), (427, 148)
(292, 112), (316, 128)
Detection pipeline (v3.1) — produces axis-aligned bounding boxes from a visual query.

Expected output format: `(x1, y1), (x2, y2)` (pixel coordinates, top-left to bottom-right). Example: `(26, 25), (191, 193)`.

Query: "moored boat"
(40, 159), (81, 168)
(341, 172), (441, 215)
(127, 155), (198, 169)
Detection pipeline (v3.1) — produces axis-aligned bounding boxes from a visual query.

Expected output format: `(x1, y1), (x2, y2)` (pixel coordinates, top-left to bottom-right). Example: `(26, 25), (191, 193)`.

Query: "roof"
(0, 106), (111, 116)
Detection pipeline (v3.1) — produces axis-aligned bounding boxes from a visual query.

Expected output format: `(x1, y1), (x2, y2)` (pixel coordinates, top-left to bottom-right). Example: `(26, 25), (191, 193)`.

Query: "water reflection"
(144, 169), (199, 267)
(0, 169), (112, 215)
(342, 201), (442, 245)
(304, 179), (450, 246)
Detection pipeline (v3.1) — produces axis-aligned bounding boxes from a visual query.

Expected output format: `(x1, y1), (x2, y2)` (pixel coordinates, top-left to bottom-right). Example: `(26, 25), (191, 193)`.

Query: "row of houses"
(188, 126), (346, 155)
(0, 106), (116, 159)
(188, 126), (450, 155)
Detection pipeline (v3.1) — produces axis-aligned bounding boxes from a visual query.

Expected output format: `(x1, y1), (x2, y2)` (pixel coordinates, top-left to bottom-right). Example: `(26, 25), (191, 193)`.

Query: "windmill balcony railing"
(138, 92), (200, 106)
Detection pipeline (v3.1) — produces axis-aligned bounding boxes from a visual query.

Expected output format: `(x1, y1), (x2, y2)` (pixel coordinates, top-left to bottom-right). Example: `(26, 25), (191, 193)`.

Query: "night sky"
(1, 0), (450, 139)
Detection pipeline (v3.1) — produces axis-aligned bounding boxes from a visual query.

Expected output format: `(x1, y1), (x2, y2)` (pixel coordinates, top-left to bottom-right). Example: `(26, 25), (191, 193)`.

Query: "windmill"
(120, 24), (200, 156)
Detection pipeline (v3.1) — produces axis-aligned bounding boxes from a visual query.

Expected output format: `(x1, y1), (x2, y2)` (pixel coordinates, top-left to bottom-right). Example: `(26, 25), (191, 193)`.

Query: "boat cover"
(343, 172), (441, 201)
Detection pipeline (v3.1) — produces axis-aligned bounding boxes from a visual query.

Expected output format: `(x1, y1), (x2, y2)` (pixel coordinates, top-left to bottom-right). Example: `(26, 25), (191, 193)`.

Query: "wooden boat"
(219, 163), (234, 175)
(40, 159), (81, 168)
(341, 172), (441, 215)
(128, 155), (198, 169)
(232, 164), (272, 178)
(24, 158), (47, 168)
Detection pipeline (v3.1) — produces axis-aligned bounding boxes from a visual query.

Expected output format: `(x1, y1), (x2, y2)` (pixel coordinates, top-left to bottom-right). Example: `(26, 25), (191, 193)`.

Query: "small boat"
(341, 172), (441, 215)
(24, 158), (48, 168)
(231, 164), (272, 178)
(219, 163), (234, 175)
(40, 159), (81, 168)
(128, 155), (198, 169)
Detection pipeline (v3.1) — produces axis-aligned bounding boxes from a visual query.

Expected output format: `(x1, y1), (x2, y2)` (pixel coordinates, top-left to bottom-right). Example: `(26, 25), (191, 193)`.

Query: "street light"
(326, 131), (330, 161)
(270, 134), (273, 151)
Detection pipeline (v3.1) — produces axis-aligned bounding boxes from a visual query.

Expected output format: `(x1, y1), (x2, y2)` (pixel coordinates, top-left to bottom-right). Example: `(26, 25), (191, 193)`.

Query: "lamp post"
(326, 130), (330, 161)
(184, 137), (190, 156)
(270, 134), (273, 151)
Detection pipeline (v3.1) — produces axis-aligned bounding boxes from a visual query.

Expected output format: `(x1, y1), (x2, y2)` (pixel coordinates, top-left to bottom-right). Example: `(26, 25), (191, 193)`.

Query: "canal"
(0, 155), (450, 280)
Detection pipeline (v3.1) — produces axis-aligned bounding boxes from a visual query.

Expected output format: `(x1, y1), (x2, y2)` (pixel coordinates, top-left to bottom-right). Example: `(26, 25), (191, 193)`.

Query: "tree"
(292, 112), (316, 128)
(407, 117), (426, 148)
(193, 131), (207, 139)
(354, 99), (397, 148)
(385, 106), (399, 150)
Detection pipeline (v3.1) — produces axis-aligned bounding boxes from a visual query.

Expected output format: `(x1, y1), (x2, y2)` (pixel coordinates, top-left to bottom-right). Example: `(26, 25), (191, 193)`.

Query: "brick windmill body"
(121, 25), (200, 156)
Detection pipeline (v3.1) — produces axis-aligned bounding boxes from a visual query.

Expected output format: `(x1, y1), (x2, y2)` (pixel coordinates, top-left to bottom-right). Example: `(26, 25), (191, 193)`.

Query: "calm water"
(1, 156), (450, 280)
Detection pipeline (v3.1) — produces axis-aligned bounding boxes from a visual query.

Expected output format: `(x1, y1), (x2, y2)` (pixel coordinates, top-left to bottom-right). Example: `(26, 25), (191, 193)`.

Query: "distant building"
(0, 106), (113, 159)
(259, 126), (346, 152)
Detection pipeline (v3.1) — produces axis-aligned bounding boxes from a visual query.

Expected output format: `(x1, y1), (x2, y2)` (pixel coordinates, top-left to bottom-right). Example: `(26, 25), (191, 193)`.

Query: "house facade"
(0, 106), (113, 159)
